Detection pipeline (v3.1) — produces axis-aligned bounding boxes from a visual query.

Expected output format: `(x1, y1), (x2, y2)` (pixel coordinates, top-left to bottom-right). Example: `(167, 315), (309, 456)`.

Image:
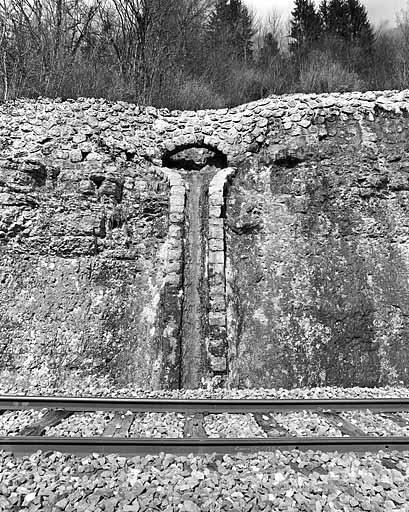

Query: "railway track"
(1, 396), (409, 456)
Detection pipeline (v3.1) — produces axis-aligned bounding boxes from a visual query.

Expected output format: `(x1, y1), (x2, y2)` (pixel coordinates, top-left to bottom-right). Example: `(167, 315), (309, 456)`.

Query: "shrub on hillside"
(168, 77), (226, 111)
(299, 51), (364, 93)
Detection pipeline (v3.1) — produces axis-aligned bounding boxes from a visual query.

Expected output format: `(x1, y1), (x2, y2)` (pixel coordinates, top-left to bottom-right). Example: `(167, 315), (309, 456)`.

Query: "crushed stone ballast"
(2, 449), (408, 511)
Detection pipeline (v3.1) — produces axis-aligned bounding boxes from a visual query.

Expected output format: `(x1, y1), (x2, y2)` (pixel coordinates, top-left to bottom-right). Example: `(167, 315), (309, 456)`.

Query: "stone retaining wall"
(3, 90), (409, 388)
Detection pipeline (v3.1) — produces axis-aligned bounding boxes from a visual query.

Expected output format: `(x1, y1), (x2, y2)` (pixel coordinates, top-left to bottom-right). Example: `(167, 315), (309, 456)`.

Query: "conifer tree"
(206, 0), (255, 62)
(259, 32), (280, 68)
(289, 0), (322, 55)
(347, 0), (374, 50)
(319, 0), (329, 23)
(322, 0), (350, 39)
(321, 0), (374, 49)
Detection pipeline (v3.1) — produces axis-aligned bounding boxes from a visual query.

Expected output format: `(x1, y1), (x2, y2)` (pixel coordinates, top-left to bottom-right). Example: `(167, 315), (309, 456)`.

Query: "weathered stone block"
(79, 180), (95, 195)
(169, 224), (183, 238)
(209, 218), (224, 227)
(209, 325), (227, 339)
(169, 212), (184, 223)
(209, 205), (222, 217)
(209, 355), (227, 372)
(210, 296), (225, 312)
(165, 272), (182, 286)
(208, 338), (226, 357)
(167, 249), (182, 262)
(172, 185), (185, 197)
(166, 262), (181, 273)
(168, 238), (183, 252)
(209, 195), (223, 206)
(209, 264), (224, 280)
(209, 238), (224, 251)
(209, 251), (224, 265)
(169, 200), (184, 214)
(168, 175), (183, 187)
(209, 283), (225, 298)
(209, 312), (225, 327)
(73, 133), (87, 144)
(208, 225), (224, 240)
(69, 149), (82, 163)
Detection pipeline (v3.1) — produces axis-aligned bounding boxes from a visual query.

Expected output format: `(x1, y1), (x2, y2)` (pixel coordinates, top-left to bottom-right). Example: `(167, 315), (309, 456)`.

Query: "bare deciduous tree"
(396, 3), (409, 87)
(0, 0), (405, 108)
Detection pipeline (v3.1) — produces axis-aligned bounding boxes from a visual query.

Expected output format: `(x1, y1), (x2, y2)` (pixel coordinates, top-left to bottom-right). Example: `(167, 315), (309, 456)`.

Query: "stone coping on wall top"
(2, 89), (409, 165)
(5, 89), (409, 117)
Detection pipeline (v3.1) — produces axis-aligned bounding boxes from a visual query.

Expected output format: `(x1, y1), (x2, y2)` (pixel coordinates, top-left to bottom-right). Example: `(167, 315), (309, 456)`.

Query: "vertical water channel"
(163, 146), (228, 389)
(180, 166), (217, 388)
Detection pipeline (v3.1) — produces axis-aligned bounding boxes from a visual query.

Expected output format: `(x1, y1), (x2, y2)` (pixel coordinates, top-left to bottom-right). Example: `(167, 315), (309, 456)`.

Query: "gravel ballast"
(203, 413), (265, 438)
(3, 370), (409, 399)
(128, 413), (185, 439)
(1, 380), (409, 509)
(45, 412), (115, 437)
(0, 410), (46, 436)
(0, 449), (408, 511)
(272, 412), (344, 438)
(341, 411), (409, 437)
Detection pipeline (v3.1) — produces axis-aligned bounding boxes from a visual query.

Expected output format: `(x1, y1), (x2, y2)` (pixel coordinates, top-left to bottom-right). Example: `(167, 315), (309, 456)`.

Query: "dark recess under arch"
(162, 144), (228, 170)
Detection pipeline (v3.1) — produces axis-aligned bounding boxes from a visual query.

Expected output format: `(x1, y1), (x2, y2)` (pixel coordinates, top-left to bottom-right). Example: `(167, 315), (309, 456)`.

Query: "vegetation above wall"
(2, 90), (409, 389)
(0, 0), (408, 109)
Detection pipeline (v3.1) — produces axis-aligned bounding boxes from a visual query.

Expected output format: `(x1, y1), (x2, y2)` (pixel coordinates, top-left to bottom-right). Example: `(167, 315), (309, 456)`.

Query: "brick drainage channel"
(2, 397), (409, 455)
(161, 145), (235, 388)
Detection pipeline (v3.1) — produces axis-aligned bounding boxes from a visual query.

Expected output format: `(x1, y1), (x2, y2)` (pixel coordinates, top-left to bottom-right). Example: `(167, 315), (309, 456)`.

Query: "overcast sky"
(244, 0), (406, 27)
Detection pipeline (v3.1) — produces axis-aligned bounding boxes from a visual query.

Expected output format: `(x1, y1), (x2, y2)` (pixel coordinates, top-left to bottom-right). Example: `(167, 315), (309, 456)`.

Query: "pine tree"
(259, 32), (280, 68)
(206, 0), (255, 62)
(289, 0), (322, 55)
(347, 0), (374, 50)
(318, 0), (374, 79)
(319, 0), (329, 24)
(322, 0), (350, 40)
(321, 0), (374, 48)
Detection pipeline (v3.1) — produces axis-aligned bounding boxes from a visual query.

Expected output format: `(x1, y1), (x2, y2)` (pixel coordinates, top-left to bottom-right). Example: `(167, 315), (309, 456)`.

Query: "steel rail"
(1, 396), (409, 413)
(2, 436), (409, 456)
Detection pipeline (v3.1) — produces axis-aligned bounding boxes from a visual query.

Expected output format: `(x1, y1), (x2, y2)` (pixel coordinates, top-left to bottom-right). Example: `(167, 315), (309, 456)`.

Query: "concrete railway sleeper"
(1, 397), (409, 455)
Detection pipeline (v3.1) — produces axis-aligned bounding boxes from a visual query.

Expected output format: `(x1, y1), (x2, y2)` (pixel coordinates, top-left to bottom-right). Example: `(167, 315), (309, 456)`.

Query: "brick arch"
(161, 142), (228, 170)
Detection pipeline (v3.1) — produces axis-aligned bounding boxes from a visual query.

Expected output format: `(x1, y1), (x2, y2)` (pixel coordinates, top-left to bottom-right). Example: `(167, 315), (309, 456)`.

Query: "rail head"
(2, 436), (409, 456)
(0, 396), (409, 413)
